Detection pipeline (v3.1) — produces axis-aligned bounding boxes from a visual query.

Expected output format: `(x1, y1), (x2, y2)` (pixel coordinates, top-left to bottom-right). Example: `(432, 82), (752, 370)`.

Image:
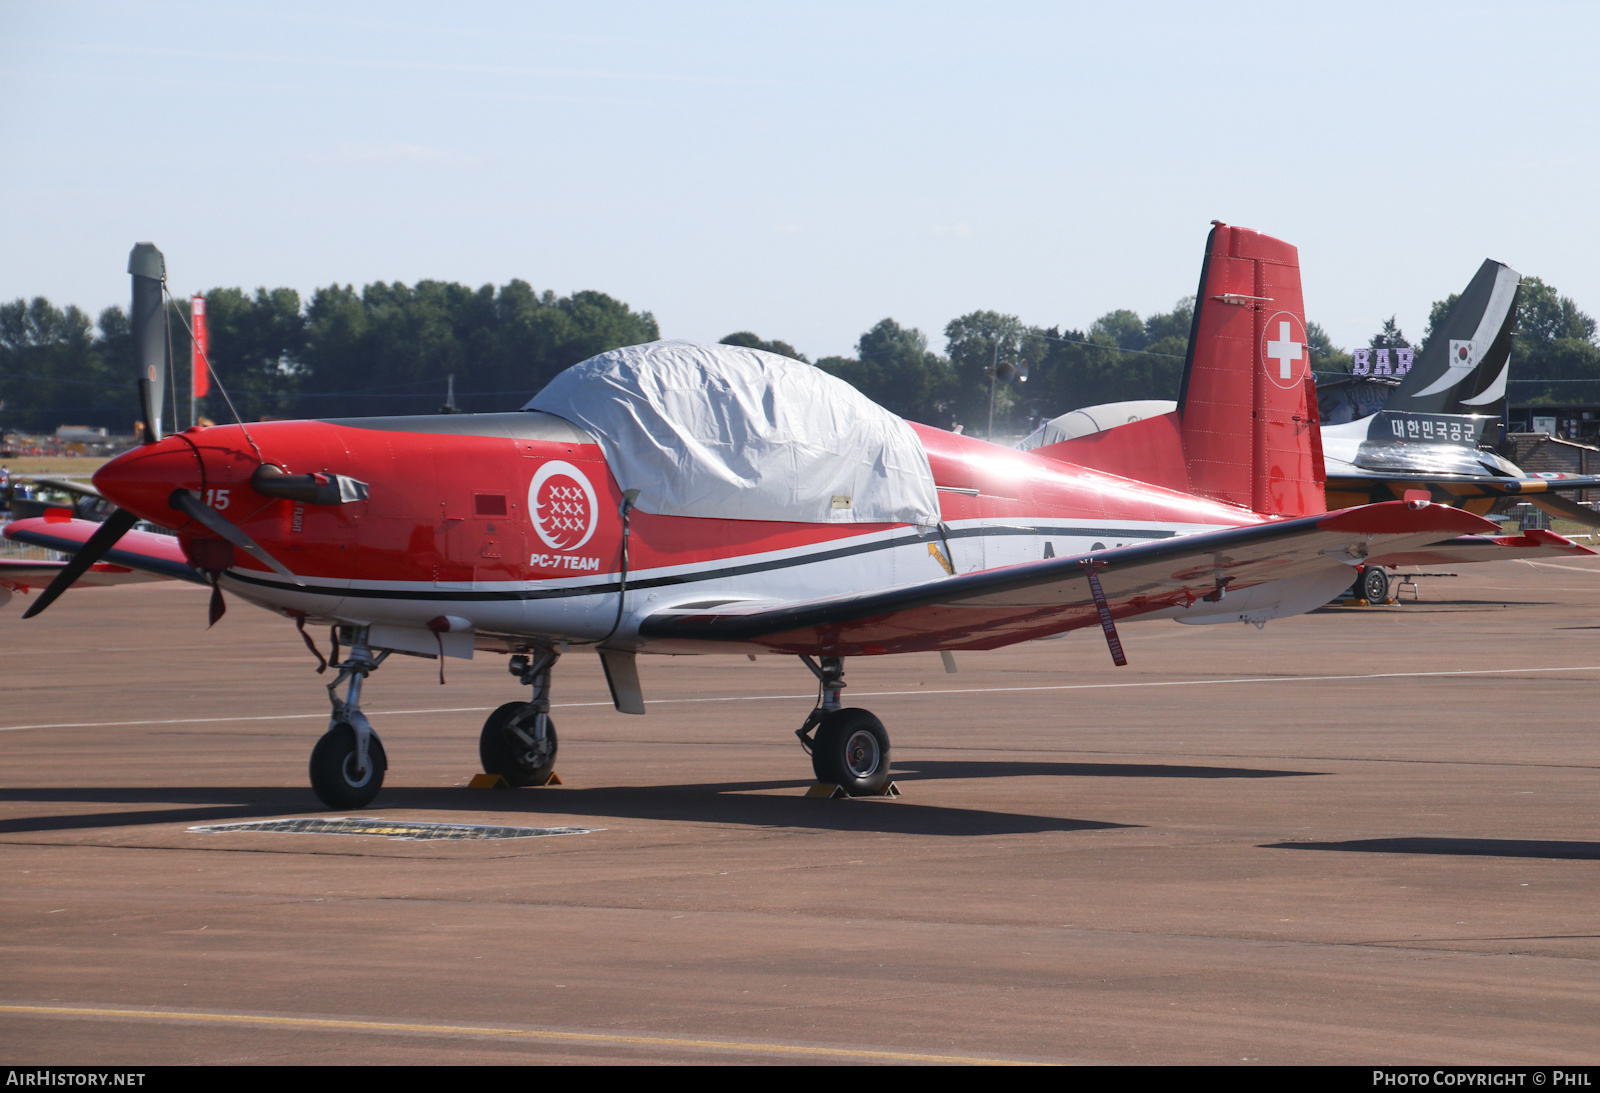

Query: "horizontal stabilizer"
(1324, 470), (1600, 514)
(1527, 491), (1600, 529)
(1369, 527), (1596, 567)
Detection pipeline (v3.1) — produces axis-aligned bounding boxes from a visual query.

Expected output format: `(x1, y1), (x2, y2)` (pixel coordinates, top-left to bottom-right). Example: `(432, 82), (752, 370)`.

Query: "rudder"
(1178, 222), (1325, 517)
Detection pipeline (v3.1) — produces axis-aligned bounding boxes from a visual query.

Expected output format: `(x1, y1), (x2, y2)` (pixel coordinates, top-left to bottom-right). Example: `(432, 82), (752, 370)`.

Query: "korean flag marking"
(1261, 312), (1308, 390)
(529, 460), (600, 551)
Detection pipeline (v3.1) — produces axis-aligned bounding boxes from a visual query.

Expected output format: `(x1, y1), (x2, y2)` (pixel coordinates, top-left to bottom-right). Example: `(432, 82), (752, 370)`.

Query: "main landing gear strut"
(795, 655), (892, 796)
(309, 627), (391, 809)
(479, 648), (560, 787)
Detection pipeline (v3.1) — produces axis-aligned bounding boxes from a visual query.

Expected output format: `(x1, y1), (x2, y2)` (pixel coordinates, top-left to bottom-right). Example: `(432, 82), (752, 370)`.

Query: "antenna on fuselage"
(440, 374), (462, 414)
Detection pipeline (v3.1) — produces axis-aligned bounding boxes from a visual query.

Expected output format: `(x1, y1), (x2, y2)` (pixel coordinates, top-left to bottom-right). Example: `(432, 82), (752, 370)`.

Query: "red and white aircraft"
(9, 225), (1590, 807)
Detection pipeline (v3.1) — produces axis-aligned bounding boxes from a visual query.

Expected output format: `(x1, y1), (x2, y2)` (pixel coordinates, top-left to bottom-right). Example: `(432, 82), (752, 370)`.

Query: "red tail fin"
(1178, 223), (1325, 516)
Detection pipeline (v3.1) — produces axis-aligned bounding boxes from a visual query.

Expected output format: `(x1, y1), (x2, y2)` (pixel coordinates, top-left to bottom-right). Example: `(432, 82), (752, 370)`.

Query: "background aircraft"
(1020, 258), (1600, 603)
(9, 228), (1590, 810)
(1318, 260), (1600, 520)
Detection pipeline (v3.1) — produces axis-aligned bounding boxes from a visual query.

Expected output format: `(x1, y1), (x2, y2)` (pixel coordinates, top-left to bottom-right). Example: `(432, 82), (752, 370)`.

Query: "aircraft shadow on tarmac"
(1261, 837), (1600, 860)
(1312, 601), (1565, 611)
(892, 760), (1319, 781)
(0, 780), (1133, 839)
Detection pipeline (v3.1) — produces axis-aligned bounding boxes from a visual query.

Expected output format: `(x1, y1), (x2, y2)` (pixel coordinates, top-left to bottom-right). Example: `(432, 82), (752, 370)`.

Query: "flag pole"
(190, 294), (210, 428)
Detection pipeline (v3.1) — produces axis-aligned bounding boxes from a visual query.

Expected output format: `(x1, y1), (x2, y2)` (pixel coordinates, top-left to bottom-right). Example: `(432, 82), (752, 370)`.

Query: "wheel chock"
(468, 772), (562, 788)
(804, 781), (901, 799)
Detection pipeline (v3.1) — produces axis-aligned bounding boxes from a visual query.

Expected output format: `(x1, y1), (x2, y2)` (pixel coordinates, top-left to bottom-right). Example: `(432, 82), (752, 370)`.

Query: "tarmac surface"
(2, 558), (1598, 1065)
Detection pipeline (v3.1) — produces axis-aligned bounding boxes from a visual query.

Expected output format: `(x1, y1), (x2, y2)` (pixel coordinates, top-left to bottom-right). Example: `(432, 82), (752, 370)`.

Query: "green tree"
(1143, 297), (1194, 346)
(1307, 321), (1352, 373)
(1022, 300), (1191, 420)
(1416, 294), (1461, 360)
(0, 297), (125, 433)
(942, 310), (1029, 436)
(1505, 277), (1600, 404)
(297, 281), (658, 417)
(201, 287), (305, 421)
(719, 331), (808, 362)
(814, 319), (951, 423)
(1091, 309), (1146, 350)
(1368, 316), (1410, 349)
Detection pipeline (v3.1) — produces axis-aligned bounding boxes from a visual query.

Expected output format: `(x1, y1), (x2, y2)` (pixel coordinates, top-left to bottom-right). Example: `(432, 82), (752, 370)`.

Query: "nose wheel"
(310, 721), (388, 808)
(309, 628), (390, 809)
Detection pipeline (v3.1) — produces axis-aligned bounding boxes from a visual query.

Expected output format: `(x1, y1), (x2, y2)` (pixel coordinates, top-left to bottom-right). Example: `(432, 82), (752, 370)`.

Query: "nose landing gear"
(310, 628), (391, 808)
(479, 648), (560, 786)
(795, 655), (892, 797)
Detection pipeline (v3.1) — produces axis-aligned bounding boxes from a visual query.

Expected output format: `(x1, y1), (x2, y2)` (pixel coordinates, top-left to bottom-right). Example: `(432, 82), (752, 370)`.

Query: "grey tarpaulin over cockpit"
(524, 340), (942, 527)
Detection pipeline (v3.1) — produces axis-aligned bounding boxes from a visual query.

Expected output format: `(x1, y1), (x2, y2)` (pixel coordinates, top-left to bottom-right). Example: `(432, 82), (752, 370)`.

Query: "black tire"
(810, 708), (891, 796)
(1361, 566), (1389, 604)
(479, 701), (558, 787)
(309, 722), (387, 809)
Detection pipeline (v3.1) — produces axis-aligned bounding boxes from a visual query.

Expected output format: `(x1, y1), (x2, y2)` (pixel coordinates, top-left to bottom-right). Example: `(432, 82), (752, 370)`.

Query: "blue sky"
(3, 1), (1597, 361)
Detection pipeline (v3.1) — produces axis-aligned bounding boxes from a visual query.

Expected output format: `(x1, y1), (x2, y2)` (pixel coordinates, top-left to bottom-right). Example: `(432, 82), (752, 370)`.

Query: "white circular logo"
(529, 460), (599, 551)
(1260, 311), (1309, 390)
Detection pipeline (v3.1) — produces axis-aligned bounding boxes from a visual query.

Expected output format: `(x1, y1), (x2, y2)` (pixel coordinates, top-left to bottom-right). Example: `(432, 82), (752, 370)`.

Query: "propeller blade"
(207, 574), (227, 627)
(129, 243), (167, 445)
(21, 507), (140, 619)
(1527, 492), (1600, 529)
(169, 490), (305, 586)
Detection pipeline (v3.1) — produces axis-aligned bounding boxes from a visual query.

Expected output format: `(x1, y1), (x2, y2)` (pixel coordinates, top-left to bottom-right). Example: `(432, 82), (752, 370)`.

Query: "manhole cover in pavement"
(189, 818), (598, 841)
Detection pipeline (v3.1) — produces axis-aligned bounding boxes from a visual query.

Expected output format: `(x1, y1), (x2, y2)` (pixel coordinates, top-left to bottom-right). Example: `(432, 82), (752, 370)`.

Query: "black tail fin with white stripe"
(1383, 259), (1520, 416)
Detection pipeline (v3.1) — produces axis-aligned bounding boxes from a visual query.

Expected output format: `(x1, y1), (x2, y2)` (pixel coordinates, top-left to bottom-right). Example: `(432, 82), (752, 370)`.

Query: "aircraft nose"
(93, 434), (207, 530)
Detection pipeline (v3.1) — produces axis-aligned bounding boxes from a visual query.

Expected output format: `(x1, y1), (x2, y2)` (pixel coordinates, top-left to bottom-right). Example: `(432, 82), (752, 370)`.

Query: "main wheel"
(309, 722), (387, 809)
(810, 708), (891, 796)
(479, 701), (558, 787)
(1361, 566), (1390, 604)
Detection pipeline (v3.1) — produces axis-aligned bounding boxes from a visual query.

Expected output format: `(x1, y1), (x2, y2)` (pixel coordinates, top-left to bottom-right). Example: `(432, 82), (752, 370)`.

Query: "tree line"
(0, 281), (659, 433)
(3, 272), (1596, 438)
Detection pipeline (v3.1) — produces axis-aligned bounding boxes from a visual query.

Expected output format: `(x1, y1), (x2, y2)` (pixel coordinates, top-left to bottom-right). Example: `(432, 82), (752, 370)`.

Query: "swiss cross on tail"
(1262, 312), (1308, 388)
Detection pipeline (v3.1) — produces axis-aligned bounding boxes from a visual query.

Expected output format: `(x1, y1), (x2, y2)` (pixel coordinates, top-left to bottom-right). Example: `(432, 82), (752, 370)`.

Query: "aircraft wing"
(3, 515), (200, 583)
(0, 558), (167, 591)
(639, 501), (1498, 656)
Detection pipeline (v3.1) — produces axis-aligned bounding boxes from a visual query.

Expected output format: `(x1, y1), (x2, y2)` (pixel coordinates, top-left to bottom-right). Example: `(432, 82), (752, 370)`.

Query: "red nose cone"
(93, 436), (205, 530)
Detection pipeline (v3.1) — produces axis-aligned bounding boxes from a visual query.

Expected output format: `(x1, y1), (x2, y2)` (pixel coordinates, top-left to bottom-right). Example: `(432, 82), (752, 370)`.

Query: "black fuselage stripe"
(223, 523), (1178, 602)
